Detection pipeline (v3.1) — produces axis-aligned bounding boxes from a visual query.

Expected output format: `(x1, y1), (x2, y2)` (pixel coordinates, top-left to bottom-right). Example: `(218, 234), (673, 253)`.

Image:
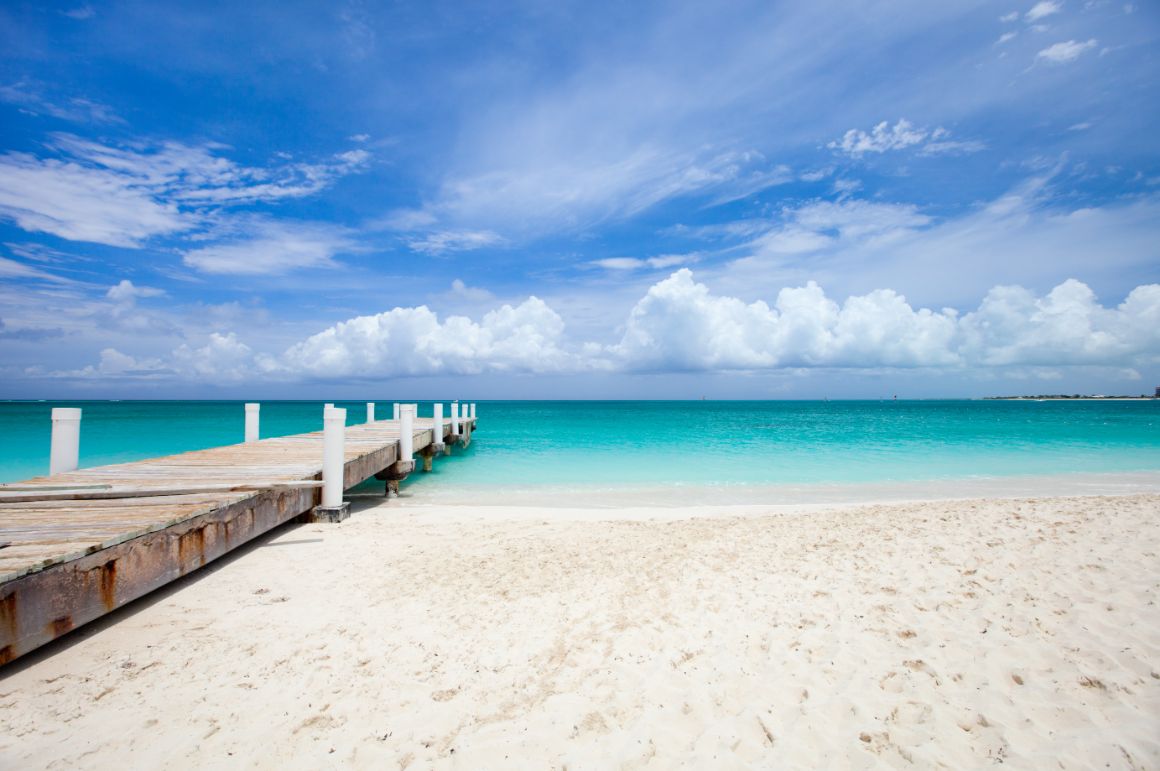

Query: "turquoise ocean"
(1, 400), (1158, 501)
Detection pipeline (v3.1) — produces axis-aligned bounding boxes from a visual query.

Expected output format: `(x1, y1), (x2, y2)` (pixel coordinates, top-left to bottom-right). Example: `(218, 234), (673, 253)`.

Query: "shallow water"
(2, 400), (1158, 498)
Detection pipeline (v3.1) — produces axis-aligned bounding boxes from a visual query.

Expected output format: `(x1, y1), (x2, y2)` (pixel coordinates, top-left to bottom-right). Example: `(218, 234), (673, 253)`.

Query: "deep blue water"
(1, 400), (1158, 491)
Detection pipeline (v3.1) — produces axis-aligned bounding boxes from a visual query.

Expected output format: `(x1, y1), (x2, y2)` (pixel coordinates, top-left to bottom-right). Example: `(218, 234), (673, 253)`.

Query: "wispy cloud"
(0, 83), (121, 124)
(182, 220), (355, 275)
(0, 134), (370, 249)
(405, 230), (504, 256)
(1025, 1), (1062, 22)
(60, 6), (95, 20)
(1036, 39), (1098, 63)
(589, 254), (696, 271)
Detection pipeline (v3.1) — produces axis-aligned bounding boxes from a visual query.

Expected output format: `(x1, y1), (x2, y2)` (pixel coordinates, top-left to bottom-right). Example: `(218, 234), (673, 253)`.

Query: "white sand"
(2, 493), (1159, 769)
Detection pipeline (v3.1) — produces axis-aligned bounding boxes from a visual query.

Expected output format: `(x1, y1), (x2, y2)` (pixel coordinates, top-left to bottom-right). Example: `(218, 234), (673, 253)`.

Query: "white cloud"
(828, 121), (984, 159)
(447, 279), (494, 303)
(388, 147), (786, 246)
(405, 230), (504, 256)
(1036, 39), (1098, 63)
(0, 152), (189, 246)
(829, 119), (927, 156)
(996, 31), (1018, 45)
(1000, 11), (1020, 22)
(590, 254), (696, 271)
(182, 220), (353, 275)
(0, 134), (370, 248)
(0, 83), (120, 124)
(46, 268), (1160, 383)
(1025, 1), (1062, 21)
(61, 6), (95, 19)
(106, 279), (165, 303)
(279, 297), (583, 378)
(919, 139), (987, 156)
(0, 255), (76, 284)
(610, 270), (1160, 372)
(172, 333), (254, 380)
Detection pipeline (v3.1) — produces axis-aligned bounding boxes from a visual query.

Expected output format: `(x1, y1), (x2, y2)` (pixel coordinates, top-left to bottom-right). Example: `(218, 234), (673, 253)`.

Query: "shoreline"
(398, 469), (1160, 508)
(2, 490), (1158, 768)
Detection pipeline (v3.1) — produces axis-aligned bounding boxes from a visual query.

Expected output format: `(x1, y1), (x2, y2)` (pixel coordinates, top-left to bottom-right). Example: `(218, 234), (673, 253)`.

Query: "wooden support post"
(49, 408), (81, 476)
(244, 403), (260, 443)
(311, 405), (350, 522)
(366, 401), (375, 423)
(432, 402), (445, 453)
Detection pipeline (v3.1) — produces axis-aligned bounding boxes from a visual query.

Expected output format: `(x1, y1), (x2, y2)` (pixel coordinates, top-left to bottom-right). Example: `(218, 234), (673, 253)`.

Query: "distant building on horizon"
(1155, 385), (1160, 398)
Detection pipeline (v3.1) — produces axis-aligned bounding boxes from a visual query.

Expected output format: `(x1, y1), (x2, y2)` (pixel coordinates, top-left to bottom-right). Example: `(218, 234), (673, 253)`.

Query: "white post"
(433, 402), (444, 447)
(49, 407), (82, 475)
(244, 403), (260, 443)
(470, 402), (477, 420)
(322, 406), (346, 508)
(451, 400), (460, 435)
(399, 404), (414, 463)
(366, 401), (375, 423)
(393, 402), (400, 421)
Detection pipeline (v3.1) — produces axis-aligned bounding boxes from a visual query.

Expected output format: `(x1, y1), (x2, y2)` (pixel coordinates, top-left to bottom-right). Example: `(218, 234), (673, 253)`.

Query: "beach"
(2, 491), (1158, 769)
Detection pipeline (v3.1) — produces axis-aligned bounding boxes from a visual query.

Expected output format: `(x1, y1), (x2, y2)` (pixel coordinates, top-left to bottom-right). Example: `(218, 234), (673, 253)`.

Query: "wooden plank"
(0, 415), (475, 664)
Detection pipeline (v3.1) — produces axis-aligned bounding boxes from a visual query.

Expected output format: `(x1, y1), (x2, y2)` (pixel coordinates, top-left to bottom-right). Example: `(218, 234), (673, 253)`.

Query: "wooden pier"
(0, 411), (476, 665)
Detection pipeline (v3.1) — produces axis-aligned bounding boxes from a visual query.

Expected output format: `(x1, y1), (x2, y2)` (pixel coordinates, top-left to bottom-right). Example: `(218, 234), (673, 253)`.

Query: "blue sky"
(0, 0), (1157, 398)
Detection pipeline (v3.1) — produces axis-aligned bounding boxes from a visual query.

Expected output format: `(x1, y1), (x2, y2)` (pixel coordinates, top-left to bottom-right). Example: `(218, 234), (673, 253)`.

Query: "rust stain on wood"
(97, 560), (117, 611)
(48, 616), (73, 637)
(0, 415), (474, 665)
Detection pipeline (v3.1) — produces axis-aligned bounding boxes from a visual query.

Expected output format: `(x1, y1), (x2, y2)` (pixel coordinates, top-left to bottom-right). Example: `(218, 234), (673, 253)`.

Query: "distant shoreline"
(984, 395), (1157, 401)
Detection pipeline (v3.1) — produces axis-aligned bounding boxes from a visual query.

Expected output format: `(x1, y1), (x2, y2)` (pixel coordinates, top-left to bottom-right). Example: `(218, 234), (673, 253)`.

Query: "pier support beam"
(311, 405), (350, 523)
(366, 401), (375, 423)
(49, 408), (81, 476)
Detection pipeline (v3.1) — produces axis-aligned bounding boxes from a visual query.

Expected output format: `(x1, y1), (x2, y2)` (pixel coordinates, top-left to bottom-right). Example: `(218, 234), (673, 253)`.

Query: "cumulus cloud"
(1036, 39), (1098, 63)
(172, 333), (255, 380)
(610, 270), (1160, 373)
(279, 297), (582, 378)
(610, 270), (960, 370)
(48, 271), (1160, 383)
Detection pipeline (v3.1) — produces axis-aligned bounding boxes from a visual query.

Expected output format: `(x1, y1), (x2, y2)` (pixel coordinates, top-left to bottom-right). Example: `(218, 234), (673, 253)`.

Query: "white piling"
(451, 400), (460, 435)
(49, 407), (82, 476)
(322, 406), (347, 508)
(470, 402), (477, 420)
(393, 402), (400, 421)
(366, 402), (375, 423)
(399, 404), (414, 463)
(244, 403), (260, 443)
(433, 402), (444, 447)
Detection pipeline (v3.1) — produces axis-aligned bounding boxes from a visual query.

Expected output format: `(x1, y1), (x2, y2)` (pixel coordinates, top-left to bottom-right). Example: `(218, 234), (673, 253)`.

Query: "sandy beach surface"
(2, 492), (1158, 769)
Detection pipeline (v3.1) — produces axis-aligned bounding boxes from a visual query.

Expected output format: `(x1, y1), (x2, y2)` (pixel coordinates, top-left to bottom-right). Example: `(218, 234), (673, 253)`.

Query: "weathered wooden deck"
(0, 415), (475, 665)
